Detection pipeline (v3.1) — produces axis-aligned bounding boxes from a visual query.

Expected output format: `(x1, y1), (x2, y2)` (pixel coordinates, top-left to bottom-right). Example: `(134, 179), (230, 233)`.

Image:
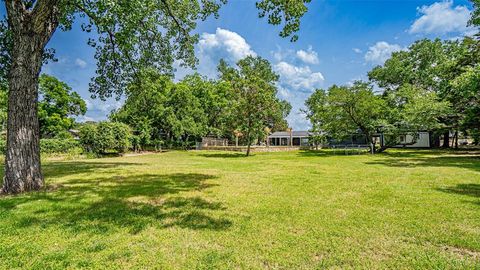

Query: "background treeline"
(304, 37), (480, 151)
(110, 56), (291, 155)
(0, 56), (291, 156)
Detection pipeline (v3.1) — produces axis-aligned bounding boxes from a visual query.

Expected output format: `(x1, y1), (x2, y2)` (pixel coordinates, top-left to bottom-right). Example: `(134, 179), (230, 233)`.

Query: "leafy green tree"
(305, 82), (386, 151)
(111, 69), (210, 148)
(219, 56), (290, 156)
(369, 38), (480, 147)
(0, 0), (310, 193)
(79, 121), (131, 154)
(304, 81), (449, 153)
(38, 74), (86, 138)
(181, 73), (234, 138)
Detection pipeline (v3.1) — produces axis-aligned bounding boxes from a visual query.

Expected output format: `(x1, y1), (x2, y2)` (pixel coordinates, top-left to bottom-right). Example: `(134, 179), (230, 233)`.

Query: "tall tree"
(305, 82), (386, 152)
(0, 0), (310, 194)
(38, 74), (86, 137)
(368, 38), (480, 147)
(304, 81), (449, 153)
(219, 56), (290, 156)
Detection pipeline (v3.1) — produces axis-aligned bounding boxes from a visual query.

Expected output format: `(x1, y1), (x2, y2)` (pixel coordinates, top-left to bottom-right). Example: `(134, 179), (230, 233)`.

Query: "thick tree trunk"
(2, 38), (44, 194)
(2, 0), (59, 194)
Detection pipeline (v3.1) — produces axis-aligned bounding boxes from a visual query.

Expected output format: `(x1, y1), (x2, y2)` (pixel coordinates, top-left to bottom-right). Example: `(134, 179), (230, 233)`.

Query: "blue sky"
(0, 0), (476, 129)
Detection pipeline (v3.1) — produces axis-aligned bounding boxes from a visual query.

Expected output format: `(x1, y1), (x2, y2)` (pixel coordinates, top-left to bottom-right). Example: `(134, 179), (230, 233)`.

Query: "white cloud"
(274, 61), (324, 90)
(74, 58), (87, 68)
(296, 46), (319, 64)
(199, 28), (256, 62)
(409, 1), (474, 36)
(353, 48), (362, 54)
(364, 41), (403, 64)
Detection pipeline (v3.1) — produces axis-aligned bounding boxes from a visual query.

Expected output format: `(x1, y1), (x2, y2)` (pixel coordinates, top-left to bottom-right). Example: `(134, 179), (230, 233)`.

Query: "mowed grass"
(1, 150), (480, 269)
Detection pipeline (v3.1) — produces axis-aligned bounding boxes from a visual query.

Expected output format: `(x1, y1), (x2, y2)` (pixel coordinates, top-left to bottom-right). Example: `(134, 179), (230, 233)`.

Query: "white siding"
(395, 132), (430, 148)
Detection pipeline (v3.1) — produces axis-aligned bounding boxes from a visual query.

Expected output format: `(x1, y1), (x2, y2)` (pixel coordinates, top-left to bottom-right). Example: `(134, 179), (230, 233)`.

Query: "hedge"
(0, 138), (81, 155)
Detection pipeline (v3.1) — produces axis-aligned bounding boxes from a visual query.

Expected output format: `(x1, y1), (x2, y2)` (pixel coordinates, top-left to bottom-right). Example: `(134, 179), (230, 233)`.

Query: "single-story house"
(268, 130), (433, 148)
(268, 131), (311, 146)
(390, 131), (431, 148)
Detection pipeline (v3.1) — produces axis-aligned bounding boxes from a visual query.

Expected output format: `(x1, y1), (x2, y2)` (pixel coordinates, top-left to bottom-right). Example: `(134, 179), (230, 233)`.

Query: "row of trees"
(305, 36), (480, 151)
(111, 56), (291, 156)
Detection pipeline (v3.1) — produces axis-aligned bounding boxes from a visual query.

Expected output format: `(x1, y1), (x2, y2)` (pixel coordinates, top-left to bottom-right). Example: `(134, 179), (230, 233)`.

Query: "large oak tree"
(0, 0), (310, 194)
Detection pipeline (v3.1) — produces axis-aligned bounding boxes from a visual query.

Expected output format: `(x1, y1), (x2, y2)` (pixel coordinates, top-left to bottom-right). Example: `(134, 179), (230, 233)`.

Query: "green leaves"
(256, 0), (311, 42)
(38, 74), (87, 138)
(218, 56), (290, 147)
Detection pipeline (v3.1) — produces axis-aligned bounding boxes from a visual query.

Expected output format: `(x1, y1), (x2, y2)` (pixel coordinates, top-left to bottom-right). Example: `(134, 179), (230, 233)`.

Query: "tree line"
(304, 36), (480, 151)
(111, 56), (291, 156)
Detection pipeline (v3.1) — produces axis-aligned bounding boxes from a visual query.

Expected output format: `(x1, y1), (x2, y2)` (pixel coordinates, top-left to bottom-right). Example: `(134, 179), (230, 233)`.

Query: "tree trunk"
(442, 130), (450, 148)
(246, 142), (251, 156)
(2, 39), (45, 194)
(2, 1), (59, 194)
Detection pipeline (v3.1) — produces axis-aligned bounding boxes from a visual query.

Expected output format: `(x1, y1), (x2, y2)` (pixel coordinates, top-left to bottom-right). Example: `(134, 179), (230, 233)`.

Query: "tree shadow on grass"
(197, 152), (246, 158)
(364, 152), (480, 172)
(436, 184), (480, 203)
(298, 150), (370, 157)
(0, 166), (232, 234)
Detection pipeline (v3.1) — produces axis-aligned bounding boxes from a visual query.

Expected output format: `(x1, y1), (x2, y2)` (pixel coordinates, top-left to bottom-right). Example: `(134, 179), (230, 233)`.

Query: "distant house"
(268, 131), (311, 146)
(390, 131), (431, 148)
(267, 130), (434, 148)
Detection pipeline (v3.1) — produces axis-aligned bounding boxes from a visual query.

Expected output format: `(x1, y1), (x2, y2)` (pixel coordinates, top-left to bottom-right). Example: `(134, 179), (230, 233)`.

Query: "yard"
(0, 150), (479, 269)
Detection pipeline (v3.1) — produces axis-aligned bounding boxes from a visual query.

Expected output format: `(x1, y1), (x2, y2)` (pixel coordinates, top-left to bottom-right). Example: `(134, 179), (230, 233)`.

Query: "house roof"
(269, 131), (311, 138)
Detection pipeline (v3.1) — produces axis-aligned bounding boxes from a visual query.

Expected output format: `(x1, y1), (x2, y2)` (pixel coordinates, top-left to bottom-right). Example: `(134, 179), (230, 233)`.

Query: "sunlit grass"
(1, 149), (479, 269)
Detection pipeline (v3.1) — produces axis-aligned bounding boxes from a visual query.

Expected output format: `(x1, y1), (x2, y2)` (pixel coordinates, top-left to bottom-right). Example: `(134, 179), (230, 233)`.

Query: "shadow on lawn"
(437, 184), (480, 201)
(0, 162), (231, 234)
(198, 152), (246, 158)
(364, 151), (480, 172)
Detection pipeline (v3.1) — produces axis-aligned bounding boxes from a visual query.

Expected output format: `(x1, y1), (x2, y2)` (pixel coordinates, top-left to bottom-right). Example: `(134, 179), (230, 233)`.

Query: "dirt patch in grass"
(442, 245), (480, 260)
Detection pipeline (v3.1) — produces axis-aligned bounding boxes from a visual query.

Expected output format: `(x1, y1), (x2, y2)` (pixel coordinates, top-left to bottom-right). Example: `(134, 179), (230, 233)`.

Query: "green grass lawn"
(1, 150), (480, 269)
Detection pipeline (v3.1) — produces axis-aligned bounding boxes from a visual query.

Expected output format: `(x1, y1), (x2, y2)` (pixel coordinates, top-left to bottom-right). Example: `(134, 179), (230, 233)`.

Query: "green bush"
(40, 139), (80, 154)
(0, 139), (80, 155)
(79, 122), (132, 154)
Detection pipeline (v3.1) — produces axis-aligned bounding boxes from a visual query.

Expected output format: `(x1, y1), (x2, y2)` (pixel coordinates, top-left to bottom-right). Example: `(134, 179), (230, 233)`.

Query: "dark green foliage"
(38, 74), (87, 138)
(0, 139), (80, 155)
(304, 81), (450, 151)
(79, 122), (132, 154)
(256, 0), (311, 42)
(219, 56), (291, 155)
(39, 139), (81, 154)
(368, 38), (480, 145)
(111, 70), (233, 148)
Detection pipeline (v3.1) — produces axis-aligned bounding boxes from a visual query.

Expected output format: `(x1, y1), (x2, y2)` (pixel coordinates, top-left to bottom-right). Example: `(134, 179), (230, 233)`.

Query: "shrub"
(79, 122), (132, 154)
(0, 139), (80, 155)
(40, 139), (80, 154)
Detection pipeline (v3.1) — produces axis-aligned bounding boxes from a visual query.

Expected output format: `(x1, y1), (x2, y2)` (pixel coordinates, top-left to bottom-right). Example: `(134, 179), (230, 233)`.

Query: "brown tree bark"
(2, 0), (59, 194)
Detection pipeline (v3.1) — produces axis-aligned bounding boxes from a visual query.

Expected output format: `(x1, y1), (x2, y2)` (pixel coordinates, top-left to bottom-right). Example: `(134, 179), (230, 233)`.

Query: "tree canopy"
(304, 81), (450, 152)
(38, 74), (86, 138)
(219, 56), (290, 156)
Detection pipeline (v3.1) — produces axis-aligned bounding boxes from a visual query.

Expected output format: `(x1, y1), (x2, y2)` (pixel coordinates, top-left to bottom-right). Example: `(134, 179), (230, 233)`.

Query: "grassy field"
(0, 150), (479, 269)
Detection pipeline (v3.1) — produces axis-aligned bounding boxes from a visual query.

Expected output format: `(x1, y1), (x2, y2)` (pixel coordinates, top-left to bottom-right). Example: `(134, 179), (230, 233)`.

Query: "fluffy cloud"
(74, 58), (87, 68)
(274, 61), (325, 130)
(409, 1), (474, 36)
(274, 61), (324, 90)
(364, 41), (403, 64)
(296, 46), (319, 64)
(199, 28), (256, 62)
